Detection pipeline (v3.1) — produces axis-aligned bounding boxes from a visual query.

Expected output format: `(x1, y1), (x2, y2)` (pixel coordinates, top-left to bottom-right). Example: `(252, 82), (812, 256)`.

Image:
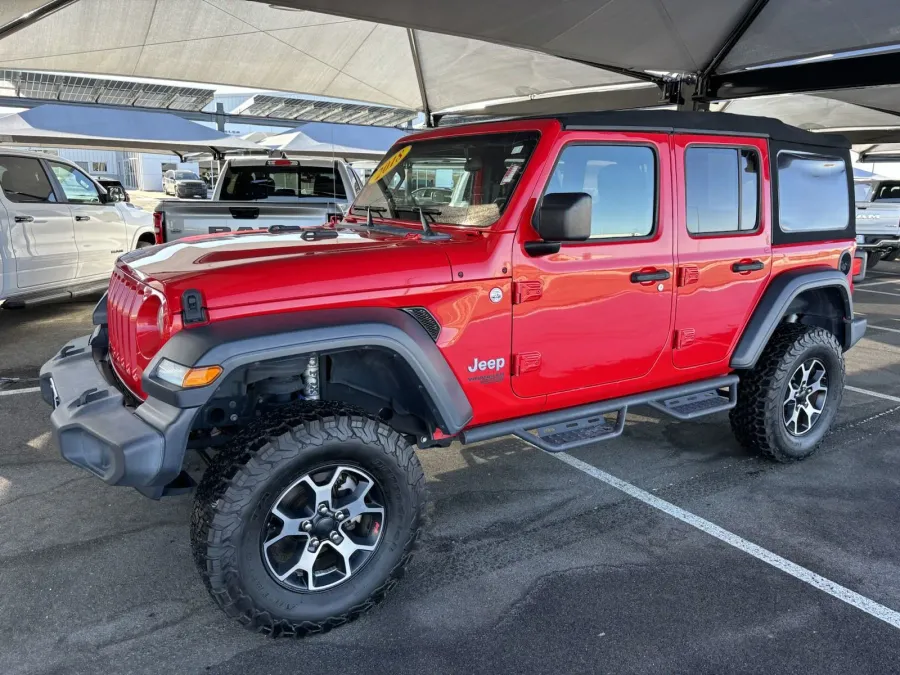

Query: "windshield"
(873, 181), (900, 202)
(175, 171), (201, 180)
(220, 164), (346, 201)
(352, 132), (539, 227)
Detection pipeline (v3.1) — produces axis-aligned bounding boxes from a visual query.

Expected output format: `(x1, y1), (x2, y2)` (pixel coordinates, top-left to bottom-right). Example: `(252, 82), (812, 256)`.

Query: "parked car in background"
(854, 178), (900, 269)
(411, 186), (453, 204)
(153, 157), (361, 243)
(0, 149), (155, 307)
(163, 169), (208, 199)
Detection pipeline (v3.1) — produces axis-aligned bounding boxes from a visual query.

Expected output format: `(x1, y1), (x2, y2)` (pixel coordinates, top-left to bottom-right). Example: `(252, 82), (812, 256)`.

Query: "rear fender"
(141, 307), (473, 435)
(730, 268), (855, 369)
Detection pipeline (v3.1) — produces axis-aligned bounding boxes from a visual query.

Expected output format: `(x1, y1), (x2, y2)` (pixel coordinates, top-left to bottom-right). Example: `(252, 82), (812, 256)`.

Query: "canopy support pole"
(407, 29), (433, 127)
(0, 0), (78, 41)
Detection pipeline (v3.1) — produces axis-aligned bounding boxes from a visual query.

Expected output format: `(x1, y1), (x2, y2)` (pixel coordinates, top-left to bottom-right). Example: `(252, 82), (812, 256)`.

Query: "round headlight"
(136, 294), (163, 357)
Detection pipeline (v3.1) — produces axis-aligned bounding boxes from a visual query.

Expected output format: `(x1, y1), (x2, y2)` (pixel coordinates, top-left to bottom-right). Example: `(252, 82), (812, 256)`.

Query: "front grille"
(107, 267), (149, 397)
(402, 307), (441, 341)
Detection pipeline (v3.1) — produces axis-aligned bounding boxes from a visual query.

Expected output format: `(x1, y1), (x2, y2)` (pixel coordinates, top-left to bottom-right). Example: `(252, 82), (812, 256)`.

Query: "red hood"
(118, 227), (457, 311)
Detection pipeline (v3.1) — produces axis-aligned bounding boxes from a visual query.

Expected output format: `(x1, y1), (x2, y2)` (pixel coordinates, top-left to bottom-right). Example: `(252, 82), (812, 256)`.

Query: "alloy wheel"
(783, 358), (828, 436)
(261, 465), (385, 592)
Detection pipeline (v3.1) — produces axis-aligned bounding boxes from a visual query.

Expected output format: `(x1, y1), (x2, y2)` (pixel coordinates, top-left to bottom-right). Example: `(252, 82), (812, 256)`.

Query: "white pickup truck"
(0, 149), (154, 308)
(153, 157), (361, 243)
(855, 178), (900, 269)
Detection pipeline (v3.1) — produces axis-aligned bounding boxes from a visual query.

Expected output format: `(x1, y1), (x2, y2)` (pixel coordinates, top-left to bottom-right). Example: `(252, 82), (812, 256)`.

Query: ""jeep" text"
(467, 357), (506, 373)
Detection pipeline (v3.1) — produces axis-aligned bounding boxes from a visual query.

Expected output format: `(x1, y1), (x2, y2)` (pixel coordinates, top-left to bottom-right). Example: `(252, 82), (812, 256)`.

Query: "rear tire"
(190, 401), (425, 637)
(730, 324), (844, 463)
(882, 249), (900, 262)
(867, 251), (883, 269)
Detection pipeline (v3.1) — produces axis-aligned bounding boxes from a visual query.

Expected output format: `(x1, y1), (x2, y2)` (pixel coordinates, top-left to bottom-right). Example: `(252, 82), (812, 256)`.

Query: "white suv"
(0, 150), (155, 307)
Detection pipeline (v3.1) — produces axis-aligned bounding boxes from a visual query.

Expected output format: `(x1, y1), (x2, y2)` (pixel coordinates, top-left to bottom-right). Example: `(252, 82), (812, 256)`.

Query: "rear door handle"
(630, 269), (671, 283)
(75, 215), (91, 221)
(732, 260), (764, 273)
(14, 215), (33, 223)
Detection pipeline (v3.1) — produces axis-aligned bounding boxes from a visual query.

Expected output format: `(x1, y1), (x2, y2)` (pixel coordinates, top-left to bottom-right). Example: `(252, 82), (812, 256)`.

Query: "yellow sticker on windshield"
(369, 145), (411, 184)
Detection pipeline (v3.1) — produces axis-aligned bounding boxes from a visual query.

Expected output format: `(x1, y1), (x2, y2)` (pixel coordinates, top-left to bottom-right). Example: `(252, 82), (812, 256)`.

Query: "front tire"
(190, 402), (425, 636)
(730, 324), (844, 463)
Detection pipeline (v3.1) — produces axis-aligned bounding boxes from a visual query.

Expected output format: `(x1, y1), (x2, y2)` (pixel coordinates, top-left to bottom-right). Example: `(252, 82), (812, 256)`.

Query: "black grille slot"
(402, 307), (441, 341)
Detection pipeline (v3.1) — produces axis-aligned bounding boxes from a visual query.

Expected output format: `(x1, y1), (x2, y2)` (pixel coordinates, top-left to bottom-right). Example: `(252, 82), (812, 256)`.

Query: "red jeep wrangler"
(41, 111), (865, 635)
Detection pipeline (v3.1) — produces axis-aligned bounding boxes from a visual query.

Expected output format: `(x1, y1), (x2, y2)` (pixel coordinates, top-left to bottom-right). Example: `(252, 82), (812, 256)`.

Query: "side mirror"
(534, 192), (592, 241)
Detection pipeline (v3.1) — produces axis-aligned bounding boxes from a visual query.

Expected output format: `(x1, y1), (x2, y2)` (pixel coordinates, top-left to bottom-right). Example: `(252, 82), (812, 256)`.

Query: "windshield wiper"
(394, 206), (451, 241)
(350, 206), (412, 237)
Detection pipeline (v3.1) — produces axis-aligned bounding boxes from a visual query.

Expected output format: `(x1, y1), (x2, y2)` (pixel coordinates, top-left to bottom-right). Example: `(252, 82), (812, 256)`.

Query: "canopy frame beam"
(407, 29), (433, 127)
(702, 51), (900, 101)
(0, 0), (79, 40)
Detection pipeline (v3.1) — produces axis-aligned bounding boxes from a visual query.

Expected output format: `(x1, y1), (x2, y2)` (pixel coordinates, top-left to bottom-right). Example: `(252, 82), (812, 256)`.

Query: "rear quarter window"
(776, 151), (849, 232)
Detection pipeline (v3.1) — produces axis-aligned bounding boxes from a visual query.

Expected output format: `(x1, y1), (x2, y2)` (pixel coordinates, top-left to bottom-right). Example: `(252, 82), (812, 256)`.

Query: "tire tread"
(190, 401), (425, 637)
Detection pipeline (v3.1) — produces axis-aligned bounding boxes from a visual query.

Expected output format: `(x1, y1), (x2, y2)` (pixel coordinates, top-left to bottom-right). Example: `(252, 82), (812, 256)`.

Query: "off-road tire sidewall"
(191, 405), (425, 635)
(730, 325), (845, 462)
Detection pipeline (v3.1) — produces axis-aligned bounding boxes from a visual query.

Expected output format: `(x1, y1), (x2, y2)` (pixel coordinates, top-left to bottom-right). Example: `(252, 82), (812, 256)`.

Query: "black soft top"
(557, 110), (849, 150)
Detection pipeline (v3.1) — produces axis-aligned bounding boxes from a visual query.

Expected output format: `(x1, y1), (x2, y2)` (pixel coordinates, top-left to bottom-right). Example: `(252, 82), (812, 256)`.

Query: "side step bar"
(460, 375), (739, 453)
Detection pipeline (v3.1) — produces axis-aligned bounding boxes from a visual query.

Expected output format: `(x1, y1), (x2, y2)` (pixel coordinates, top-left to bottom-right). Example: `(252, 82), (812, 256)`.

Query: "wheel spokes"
(336, 479), (384, 522)
(263, 505), (307, 551)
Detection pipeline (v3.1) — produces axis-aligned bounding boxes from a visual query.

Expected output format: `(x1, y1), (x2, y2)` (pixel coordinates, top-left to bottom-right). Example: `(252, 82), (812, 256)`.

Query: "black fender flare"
(730, 268), (854, 370)
(141, 307), (473, 435)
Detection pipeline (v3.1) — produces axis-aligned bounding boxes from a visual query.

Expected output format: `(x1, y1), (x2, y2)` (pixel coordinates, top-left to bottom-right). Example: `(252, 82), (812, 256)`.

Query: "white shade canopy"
(262, 122), (406, 159)
(3, 0), (900, 137)
(0, 103), (263, 155)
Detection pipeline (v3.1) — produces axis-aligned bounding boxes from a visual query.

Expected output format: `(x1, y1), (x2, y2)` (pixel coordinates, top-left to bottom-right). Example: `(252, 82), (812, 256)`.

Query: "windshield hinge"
(181, 289), (208, 326)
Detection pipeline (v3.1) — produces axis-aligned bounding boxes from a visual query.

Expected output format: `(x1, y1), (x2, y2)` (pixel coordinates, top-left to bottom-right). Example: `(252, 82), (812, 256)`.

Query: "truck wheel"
(882, 249), (900, 262)
(190, 401), (425, 636)
(730, 324), (844, 463)
(867, 251), (883, 269)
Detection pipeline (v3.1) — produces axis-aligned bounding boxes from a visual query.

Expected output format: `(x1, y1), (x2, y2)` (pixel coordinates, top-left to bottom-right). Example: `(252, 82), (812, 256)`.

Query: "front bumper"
(39, 331), (197, 499)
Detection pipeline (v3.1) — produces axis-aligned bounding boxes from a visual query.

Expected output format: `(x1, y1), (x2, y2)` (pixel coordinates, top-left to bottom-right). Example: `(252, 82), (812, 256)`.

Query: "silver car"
(163, 169), (208, 199)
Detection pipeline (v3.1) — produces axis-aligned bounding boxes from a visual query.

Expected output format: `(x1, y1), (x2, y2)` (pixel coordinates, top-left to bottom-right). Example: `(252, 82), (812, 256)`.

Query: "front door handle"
(75, 215), (91, 221)
(630, 269), (671, 284)
(14, 215), (33, 223)
(732, 260), (764, 273)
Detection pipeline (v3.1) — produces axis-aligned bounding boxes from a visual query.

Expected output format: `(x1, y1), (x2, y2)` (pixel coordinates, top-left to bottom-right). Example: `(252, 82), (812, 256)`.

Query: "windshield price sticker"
(500, 164), (520, 185)
(369, 145), (411, 184)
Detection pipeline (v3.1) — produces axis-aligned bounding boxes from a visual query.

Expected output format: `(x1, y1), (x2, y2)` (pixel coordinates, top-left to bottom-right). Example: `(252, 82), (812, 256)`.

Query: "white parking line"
(552, 452), (900, 631)
(867, 324), (900, 335)
(855, 288), (900, 298)
(0, 386), (40, 397)
(846, 385), (900, 404)
(858, 278), (900, 287)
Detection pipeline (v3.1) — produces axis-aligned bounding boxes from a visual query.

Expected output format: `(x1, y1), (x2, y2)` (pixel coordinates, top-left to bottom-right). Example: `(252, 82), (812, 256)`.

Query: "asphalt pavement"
(2, 264), (900, 674)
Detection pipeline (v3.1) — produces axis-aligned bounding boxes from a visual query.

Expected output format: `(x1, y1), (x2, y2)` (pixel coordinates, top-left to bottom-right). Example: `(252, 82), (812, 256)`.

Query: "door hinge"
(677, 265), (700, 287)
(513, 280), (543, 304)
(514, 351), (541, 376)
(674, 329), (695, 349)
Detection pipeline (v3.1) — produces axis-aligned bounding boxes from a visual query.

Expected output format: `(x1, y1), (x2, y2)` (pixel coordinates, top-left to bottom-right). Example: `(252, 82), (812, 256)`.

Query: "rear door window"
(776, 152), (849, 232)
(0, 156), (56, 203)
(685, 147), (759, 234)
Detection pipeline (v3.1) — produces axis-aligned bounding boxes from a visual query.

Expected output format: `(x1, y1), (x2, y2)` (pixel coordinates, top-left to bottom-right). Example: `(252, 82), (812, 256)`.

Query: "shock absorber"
(304, 355), (320, 400)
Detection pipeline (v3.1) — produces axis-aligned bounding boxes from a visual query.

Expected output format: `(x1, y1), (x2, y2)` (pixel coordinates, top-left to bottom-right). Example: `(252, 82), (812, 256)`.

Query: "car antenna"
(418, 206), (449, 240)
